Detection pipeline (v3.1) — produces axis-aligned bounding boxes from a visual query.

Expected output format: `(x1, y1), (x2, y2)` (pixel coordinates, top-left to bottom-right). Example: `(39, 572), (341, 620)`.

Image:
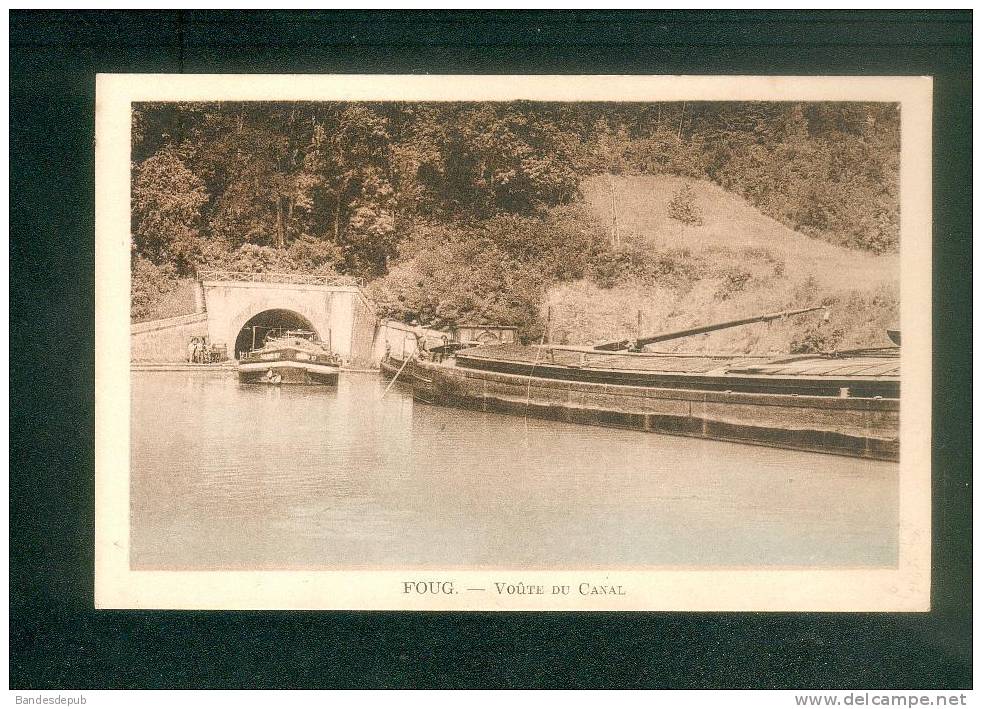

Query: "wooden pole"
(380, 354), (413, 399)
(594, 305), (825, 351)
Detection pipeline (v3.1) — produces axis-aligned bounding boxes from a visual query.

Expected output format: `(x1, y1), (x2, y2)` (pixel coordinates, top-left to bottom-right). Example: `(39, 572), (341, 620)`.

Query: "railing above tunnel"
(197, 269), (365, 288)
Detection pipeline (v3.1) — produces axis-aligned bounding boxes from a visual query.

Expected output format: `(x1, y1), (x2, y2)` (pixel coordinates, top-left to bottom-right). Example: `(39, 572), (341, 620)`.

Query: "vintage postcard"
(95, 74), (932, 610)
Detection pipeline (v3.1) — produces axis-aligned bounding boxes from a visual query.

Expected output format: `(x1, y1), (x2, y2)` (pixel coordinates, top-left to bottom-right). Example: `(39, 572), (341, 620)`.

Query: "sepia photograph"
(94, 74), (932, 610)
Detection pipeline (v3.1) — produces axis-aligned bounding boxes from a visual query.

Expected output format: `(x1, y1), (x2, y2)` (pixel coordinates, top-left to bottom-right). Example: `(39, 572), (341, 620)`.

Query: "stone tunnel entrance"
(233, 309), (320, 359)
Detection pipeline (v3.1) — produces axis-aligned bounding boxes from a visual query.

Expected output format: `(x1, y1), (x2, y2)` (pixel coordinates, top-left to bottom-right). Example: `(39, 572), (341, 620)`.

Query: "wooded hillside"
(132, 100), (901, 346)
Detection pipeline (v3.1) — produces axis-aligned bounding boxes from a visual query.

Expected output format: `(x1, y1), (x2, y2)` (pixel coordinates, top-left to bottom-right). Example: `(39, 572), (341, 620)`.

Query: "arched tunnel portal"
(233, 309), (319, 359)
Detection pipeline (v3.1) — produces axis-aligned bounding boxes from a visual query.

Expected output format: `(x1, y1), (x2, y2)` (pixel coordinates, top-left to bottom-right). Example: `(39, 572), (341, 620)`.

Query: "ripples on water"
(130, 371), (899, 569)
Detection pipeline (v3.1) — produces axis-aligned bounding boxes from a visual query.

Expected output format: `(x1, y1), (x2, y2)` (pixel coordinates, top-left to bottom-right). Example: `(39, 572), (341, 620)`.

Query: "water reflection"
(131, 371), (899, 569)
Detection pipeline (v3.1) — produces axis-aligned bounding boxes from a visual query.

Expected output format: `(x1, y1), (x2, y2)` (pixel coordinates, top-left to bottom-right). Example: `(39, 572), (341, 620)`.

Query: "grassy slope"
(132, 278), (199, 323)
(545, 175), (900, 353)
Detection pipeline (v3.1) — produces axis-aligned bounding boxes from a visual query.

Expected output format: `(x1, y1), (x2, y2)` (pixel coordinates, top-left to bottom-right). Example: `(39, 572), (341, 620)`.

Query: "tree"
(437, 104), (580, 216)
(194, 105), (319, 251)
(667, 183), (703, 226)
(303, 105), (398, 277)
(384, 103), (448, 224)
(131, 146), (208, 274)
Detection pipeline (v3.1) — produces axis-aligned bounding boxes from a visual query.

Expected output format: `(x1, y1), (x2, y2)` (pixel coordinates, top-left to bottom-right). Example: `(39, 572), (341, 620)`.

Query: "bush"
(220, 244), (292, 273)
(372, 205), (605, 340)
(370, 238), (545, 338)
(790, 323), (845, 354)
(588, 241), (704, 290)
(667, 183), (704, 226)
(131, 257), (179, 322)
(196, 241), (344, 279)
(713, 265), (754, 300)
(588, 248), (644, 289)
(646, 248), (705, 288)
(286, 235), (345, 274)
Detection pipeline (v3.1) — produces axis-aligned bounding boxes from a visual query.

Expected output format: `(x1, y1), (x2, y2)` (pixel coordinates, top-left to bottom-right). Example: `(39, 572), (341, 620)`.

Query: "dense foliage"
(369, 206), (606, 338)
(132, 101), (900, 336)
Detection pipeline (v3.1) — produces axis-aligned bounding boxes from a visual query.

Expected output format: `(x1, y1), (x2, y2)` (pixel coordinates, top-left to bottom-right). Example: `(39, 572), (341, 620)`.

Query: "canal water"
(131, 371), (899, 570)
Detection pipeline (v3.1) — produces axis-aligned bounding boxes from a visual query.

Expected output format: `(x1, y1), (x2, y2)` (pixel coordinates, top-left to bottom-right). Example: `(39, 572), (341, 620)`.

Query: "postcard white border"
(95, 74), (932, 611)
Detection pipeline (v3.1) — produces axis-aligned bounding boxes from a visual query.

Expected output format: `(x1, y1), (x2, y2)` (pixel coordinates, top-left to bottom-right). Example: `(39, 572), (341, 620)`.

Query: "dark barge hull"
(379, 355), (426, 386)
(379, 355), (405, 378)
(238, 361), (339, 385)
(412, 360), (899, 462)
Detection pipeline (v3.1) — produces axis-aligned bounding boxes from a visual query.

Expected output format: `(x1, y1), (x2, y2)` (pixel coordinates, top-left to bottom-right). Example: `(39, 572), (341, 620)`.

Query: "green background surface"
(9, 10), (972, 689)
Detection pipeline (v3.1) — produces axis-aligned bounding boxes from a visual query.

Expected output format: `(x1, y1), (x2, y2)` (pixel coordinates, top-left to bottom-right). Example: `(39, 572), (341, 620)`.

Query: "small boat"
(238, 329), (341, 385)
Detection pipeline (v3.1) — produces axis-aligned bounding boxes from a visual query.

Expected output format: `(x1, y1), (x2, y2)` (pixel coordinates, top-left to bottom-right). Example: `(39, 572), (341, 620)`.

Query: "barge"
(380, 330), (498, 387)
(404, 308), (901, 461)
(238, 330), (341, 385)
